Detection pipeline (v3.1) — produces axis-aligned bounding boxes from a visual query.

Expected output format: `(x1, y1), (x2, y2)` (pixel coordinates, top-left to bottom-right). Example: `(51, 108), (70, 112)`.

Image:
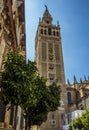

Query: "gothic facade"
(0, 0), (26, 130)
(67, 76), (89, 112)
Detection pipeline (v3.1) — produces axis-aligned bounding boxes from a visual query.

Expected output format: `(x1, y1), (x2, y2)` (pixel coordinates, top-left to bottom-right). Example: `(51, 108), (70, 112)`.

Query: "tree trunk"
(25, 117), (27, 130)
(29, 126), (31, 130)
(25, 116), (29, 130)
(14, 105), (18, 130)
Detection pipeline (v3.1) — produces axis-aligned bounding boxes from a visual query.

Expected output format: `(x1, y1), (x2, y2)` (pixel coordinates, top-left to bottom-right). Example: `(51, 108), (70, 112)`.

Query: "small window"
(52, 114), (54, 119)
(49, 55), (53, 61)
(49, 74), (54, 81)
(49, 64), (54, 70)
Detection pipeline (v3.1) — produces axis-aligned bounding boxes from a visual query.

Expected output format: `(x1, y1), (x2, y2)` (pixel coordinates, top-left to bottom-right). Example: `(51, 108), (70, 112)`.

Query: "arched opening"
(48, 28), (51, 35)
(67, 92), (72, 104)
(40, 29), (43, 34)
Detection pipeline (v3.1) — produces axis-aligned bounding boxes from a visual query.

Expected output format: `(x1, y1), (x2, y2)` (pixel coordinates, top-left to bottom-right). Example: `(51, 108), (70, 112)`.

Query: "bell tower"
(35, 6), (67, 130)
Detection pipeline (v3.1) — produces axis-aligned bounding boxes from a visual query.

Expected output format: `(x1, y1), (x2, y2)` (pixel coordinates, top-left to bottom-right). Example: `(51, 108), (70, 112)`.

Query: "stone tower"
(35, 6), (67, 130)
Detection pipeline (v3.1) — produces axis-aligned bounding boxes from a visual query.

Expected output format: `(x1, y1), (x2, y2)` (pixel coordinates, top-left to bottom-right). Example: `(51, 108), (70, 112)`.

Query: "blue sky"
(25, 0), (89, 83)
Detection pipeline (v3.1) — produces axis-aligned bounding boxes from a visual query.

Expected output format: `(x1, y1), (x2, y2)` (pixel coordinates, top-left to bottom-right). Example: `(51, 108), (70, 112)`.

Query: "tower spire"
(84, 75), (86, 81)
(74, 75), (77, 84)
(67, 79), (71, 85)
(80, 78), (82, 83)
(42, 5), (52, 24)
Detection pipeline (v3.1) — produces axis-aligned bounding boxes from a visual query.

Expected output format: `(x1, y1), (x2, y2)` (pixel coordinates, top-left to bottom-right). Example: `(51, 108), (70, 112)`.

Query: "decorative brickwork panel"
(48, 43), (53, 54)
(41, 43), (46, 61)
(55, 44), (60, 62)
(56, 64), (62, 82)
(49, 64), (54, 71)
(42, 63), (47, 77)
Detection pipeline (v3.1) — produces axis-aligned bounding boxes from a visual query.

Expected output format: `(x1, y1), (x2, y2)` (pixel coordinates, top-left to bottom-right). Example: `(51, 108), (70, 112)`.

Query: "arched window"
(40, 29), (43, 34)
(44, 29), (46, 35)
(53, 31), (55, 36)
(67, 92), (71, 104)
(57, 31), (59, 36)
(48, 28), (51, 35)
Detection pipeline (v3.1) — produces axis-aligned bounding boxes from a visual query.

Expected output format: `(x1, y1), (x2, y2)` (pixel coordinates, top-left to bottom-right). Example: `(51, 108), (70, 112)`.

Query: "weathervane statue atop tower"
(44, 4), (48, 11)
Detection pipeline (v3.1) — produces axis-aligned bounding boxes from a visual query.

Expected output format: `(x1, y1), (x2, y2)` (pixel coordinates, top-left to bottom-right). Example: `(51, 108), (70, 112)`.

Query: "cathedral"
(0, 1), (89, 130)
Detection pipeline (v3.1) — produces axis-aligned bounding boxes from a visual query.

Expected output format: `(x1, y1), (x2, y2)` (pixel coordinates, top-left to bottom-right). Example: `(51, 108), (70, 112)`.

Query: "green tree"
(68, 123), (72, 130)
(21, 77), (61, 130)
(33, 81), (61, 125)
(0, 50), (61, 130)
(47, 82), (61, 111)
(21, 76), (47, 130)
(81, 109), (89, 130)
(0, 50), (37, 130)
(68, 110), (89, 130)
(72, 117), (84, 130)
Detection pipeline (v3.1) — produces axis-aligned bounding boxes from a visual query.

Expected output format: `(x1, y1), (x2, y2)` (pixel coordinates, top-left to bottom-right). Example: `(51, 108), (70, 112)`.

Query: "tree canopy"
(0, 50), (37, 106)
(72, 117), (84, 130)
(81, 109), (89, 129)
(22, 77), (61, 128)
(69, 109), (89, 130)
(0, 50), (61, 130)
